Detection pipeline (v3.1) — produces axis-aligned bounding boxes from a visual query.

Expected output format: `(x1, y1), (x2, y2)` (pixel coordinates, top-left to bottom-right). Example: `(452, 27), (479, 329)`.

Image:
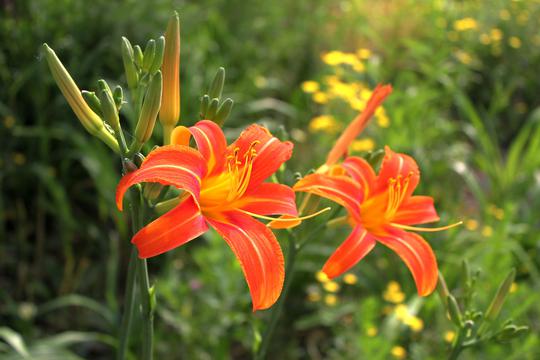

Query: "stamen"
(390, 221), (463, 232)
(236, 207), (332, 225)
(226, 141), (260, 202)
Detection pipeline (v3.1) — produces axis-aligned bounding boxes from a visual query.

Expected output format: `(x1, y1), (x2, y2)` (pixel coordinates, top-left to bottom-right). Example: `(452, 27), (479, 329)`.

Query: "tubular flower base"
(116, 120), (297, 310)
(295, 146), (459, 296)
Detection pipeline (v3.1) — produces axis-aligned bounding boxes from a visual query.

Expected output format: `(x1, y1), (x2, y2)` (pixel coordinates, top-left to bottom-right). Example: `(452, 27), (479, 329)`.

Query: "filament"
(237, 207), (332, 224)
(390, 221), (463, 232)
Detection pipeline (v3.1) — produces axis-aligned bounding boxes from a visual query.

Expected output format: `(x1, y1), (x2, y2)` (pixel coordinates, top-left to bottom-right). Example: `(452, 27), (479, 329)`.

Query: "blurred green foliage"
(1, 0), (539, 358)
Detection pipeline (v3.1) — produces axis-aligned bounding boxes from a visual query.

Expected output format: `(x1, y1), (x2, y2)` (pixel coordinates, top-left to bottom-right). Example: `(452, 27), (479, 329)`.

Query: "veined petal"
(229, 124), (293, 189)
(325, 84), (392, 166)
(116, 145), (206, 211)
(393, 196), (440, 225)
(294, 173), (362, 222)
(207, 211), (284, 311)
(189, 120), (228, 175)
(323, 225), (376, 278)
(342, 156), (376, 198)
(377, 227), (438, 296)
(376, 146), (419, 197)
(132, 196), (208, 258)
(238, 183), (298, 217)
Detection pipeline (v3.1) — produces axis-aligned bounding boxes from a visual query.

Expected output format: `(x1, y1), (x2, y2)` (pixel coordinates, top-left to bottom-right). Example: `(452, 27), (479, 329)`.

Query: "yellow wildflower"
(343, 273), (358, 285)
(509, 36), (522, 49)
(376, 107), (390, 128)
(455, 50), (473, 65)
(316, 270), (330, 283)
(313, 91), (329, 104)
(517, 11), (529, 25)
(480, 33), (491, 45)
(444, 331), (456, 343)
(391, 346), (407, 359)
(307, 292), (321, 302)
(323, 281), (341, 293)
(309, 115), (340, 133)
(404, 316), (424, 332)
(366, 326), (378, 337)
(481, 225), (493, 237)
(350, 138), (375, 152)
(325, 294), (338, 306)
(499, 9), (511, 20)
(301, 81), (320, 93)
(453, 17), (478, 32)
(510, 282), (518, 293)
(356, 48), (372, 59)
(465, 219), (478, 231)
(394, 304), (409, 320)
(322, 51), (346, 66)
(490, 28), (503, 42)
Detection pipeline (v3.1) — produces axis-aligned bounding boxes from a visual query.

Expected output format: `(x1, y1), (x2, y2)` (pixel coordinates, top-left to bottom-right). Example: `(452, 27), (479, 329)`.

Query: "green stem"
(256, 234), (297, 360)
(448, 327), (466, 360)
(117, 247), (138, 360)
(137, 258), (154, 360)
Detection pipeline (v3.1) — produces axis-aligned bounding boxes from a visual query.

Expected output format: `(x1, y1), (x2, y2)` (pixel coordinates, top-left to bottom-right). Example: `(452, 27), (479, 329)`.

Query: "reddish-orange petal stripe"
(132, 196), (208, 258)
(294, 173), (362, 223)
(376, 227), (438, 296)
(189, 120), (228, 175)
(116, 145), (206, 211)
(322, 225), (376, 278)
(376, 146), (420, 197)
(237, 183), (298, 217)
(325, 84), (392, 166)
(342, 156), (376, 198)
(206, 211), (284, 311)
(229, 124), (294, 189)
(393, 195), (440, 225)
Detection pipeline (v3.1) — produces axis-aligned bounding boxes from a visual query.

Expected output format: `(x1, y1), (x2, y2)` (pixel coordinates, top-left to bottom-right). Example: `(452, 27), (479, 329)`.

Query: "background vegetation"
(1, 0), (539, 358)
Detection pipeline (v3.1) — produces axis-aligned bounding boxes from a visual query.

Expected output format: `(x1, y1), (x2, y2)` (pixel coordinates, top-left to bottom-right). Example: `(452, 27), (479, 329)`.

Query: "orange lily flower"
(116, 120), (297, 310)
(295, 147), (451, 296)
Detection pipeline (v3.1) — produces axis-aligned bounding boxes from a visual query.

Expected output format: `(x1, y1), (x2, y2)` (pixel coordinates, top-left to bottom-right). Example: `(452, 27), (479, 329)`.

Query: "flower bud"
(81, 90), (102, 117)
(113, 85), (124, 110)
(206, 98), (219, 119)
(199, 94), (210, 119)
(133, 45), (144, 68)
(43, 44), (119, 153)
(447, 294), (463, 327)
(99, 88), (120, 134)
(214, 98), (233, 126)
(143, 39), (156, 72)
(485, 269), (516, 322)
(160, 12), (181, 142)
(121, 37), (139, 90)
(132, 71), (162, 151)
(208, 67), (225, 99)
(149, 36), (165, 75)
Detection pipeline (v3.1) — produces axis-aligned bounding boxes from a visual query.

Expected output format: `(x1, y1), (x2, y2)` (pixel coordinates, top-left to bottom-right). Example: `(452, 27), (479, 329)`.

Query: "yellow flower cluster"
(321, 50), (368, 72)
(453, 17), (478, 32)
(309, 115), (341, 134)
(383, 281), (405, 303)
(394, 304), (424, 332)
(350, 138), (375, 152)
(308, 271), (359, 306)
(391, 346), (407, 359)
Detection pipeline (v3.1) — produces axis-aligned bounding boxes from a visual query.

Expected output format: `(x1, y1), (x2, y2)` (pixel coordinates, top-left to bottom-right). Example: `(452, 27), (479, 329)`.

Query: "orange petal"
(238, 183), (298, 217)
(189, 120), (228, 175)
(229, 124), (294, 189)
(325, 84), (392, 166)
(393, 196), (440, 225)
(342, 156), (376, 198)
(377, 227), (438, 296)
(170, 125), (191, 146)
(132, 196), (208, 258)
(207, 211), (284, 311)
(294, 173), (362, 223)
(376, 146), (420, 198)
(322, 226), (376, 278)
(116, 145), (206, 211)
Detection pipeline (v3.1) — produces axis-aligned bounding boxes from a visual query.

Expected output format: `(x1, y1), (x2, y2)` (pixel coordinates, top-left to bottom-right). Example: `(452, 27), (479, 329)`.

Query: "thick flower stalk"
(116, 120), (297, 310)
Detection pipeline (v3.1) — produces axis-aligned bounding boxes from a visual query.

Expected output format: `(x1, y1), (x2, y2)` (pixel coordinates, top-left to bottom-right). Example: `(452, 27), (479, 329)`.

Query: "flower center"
(385, 172), (413, 219)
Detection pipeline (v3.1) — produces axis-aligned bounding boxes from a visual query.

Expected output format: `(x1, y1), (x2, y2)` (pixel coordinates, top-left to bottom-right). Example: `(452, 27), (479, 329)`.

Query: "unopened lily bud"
(99, 88), (120, 134)
(113, 86), (124, 110)
(208, 67), (225, 99)
(121, 37), (139, 90)
(133, 71), (162, 150)
(98, 79), (113, 96)
(43, 44), (119, 153)
(143, 39), (156, 72)
(485, 269), (516, 322)
(214, 98), (233, 126)
(200, 94), (210, 119)
(447, 295), (463, 327)
(149, 36), (165, 74)
(143, 182), (163, 201)
(368, 149), (385, 167)
(134, 45), (144, 68)
(160, 12), (181, 143)
(81, 91), (102, 117)
(206, 98), (219, 119)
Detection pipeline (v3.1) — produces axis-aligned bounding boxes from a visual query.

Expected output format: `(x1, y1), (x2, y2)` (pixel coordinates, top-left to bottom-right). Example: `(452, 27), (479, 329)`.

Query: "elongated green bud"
(447, 295), (463, 327)
(100, 88), (120, 134)
(149, 36), (165, 75)
(81, 91), (102, 117)
(113, 85), (124, 110)
(160, 12), (181, 144)
(133, 71), (162, 150)
(214, 98), (233, 126)
(208, 67), (225, 99)
(368, 149), (385, 167)
(206, 98), (219, 119)
(43, 44), (119, 153)
(485, 269), (516, 322)
(134, 45), (144, 68)
(121, 37), (139, 90)
(143, 39), (156, 72)
(200, 94), (210, 119)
